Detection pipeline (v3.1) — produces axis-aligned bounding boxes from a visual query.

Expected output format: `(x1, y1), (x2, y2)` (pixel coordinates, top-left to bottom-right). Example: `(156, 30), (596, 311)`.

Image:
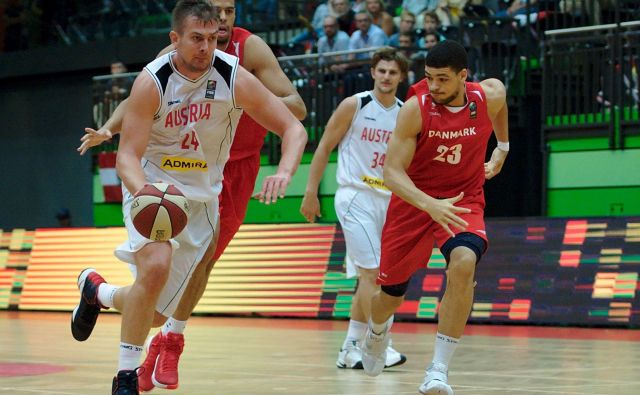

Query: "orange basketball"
(130, 183), (189, 241)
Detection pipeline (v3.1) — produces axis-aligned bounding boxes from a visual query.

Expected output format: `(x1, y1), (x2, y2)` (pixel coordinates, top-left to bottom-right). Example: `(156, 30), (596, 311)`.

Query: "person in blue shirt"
(348, 11), (388, 60)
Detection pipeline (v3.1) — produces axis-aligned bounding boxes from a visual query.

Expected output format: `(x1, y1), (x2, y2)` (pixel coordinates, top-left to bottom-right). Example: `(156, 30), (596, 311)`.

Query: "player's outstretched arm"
(78, 98), (129, 155)
(244, 35), (307, 120)
(78, 48), (174, 155)
(384, 97), (470, 237)
(234, 65), (308, 204)
(481, 78), (509, 180)
(300, 96), (357, 223)
(116, 72), (160, 195)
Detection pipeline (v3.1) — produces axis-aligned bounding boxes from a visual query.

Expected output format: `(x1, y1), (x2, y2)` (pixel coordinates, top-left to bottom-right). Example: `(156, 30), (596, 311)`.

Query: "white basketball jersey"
(336, 91), (402, 196)
(141, 49), (242, 201)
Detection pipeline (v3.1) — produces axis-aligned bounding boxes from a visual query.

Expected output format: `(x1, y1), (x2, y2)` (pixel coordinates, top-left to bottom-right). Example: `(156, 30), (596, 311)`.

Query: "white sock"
(118, 342), (143, 372)
(370, 315), (394, 335)
(97, 283), (119, 308)
(162, 317), (187, 335)
(342, 320), (367, 348)
(432, 332), (460, 368)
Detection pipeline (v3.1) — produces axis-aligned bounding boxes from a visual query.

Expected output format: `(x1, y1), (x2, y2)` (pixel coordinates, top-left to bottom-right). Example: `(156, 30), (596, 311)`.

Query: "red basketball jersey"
(405, 78), (428, 100)
(409, 81), (493, 199)
(224, 27), (269, 161)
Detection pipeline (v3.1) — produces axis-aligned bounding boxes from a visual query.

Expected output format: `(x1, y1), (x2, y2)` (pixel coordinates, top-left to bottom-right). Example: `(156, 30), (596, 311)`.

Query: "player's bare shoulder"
(480, 78), (506, 103)
(480, 78), (507, 116)
(242, 34), (274, 73)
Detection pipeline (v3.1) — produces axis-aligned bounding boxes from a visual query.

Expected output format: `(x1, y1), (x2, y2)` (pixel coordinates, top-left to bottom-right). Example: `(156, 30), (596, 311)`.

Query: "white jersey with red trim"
(140, 49), (242, 201)
(336, 91), (402, 196)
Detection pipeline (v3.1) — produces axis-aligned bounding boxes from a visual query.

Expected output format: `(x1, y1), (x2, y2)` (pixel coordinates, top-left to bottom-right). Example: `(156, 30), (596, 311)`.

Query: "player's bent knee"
(381, 280), (410, 297)
(441, 232), (486, 266)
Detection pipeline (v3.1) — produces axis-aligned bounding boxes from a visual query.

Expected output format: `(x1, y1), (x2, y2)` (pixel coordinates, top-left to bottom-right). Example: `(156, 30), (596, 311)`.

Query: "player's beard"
(432, 88), (460, 105)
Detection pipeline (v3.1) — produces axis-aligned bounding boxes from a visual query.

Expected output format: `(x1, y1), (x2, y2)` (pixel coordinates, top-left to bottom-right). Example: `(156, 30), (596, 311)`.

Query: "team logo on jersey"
(161, 157), (208, 172)
(361, 175), (389, 190)
(205, 80), (217, 99)
(469, 101), (477, 119)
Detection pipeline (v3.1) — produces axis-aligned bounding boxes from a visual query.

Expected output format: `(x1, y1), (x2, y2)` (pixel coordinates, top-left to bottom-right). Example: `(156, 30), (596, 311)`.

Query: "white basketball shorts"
(334, 186), (390, 278)
(115, 188), (218, 317)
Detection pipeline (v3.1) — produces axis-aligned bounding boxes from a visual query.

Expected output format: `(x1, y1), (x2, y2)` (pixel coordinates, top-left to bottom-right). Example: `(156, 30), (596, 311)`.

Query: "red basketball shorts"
(377, 194), (488, 286)
(213, 153), (261, 261)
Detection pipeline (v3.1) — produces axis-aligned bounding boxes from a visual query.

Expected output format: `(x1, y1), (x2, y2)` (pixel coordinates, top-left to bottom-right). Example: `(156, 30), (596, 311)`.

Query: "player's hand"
(299, 192), (322, 223)
(254, 171), (291, 205)
(424, 192), (471, 238)
(484, 147), (508, 179)
(77, 127), (113, 155)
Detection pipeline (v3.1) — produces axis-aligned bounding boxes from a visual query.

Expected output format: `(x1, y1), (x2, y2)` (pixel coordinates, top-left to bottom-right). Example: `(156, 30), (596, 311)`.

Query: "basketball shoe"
(152, 332), (184, 389)
(138, 332), (163, 392)
(418, 362), (453, 395)
(362, 324), (390, 377)
(112, 369), (140, 395)
(336, 340), (363, 369)
(71, 268), (108, 341)
(385, 341), (407, 368)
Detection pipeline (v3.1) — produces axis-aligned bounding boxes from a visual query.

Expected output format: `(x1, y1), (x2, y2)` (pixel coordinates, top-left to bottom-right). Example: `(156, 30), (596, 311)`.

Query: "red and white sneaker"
(138, 332), (163, 392)
(152, 332), (184, 389)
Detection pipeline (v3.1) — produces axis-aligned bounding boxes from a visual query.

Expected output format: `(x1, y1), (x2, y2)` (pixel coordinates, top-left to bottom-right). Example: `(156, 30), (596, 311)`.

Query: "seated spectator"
(106, 60), (133, 99)
(398, 0), (439, 28)
(348, 10), (388, 59)
(419, 11), (446, 41)
(388, 10), (416, 47)
(416, 30), (440, 59)
(401, 0), (437, 16)
(495, 0), (538, 18)
(435, 0), (469, 26)
(334, 0), (356, 35)
(317, 15), (350, 70)
(352, 0), (366, 13)
(366, 0), (394, 36)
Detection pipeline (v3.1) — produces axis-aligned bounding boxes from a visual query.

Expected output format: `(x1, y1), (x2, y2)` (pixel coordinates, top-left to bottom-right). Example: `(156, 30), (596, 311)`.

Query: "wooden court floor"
(1, 311), (639, 395)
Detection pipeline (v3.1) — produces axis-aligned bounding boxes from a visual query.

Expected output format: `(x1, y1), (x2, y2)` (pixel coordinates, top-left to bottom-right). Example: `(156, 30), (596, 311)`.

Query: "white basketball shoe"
(362, 325), (390, 377)
(336, 340), (363, 369)
(419, 362), (453, 395)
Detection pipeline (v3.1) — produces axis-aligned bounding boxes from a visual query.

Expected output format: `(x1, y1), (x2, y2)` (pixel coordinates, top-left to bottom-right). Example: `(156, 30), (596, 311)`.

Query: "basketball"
(130, 183), (189, 241)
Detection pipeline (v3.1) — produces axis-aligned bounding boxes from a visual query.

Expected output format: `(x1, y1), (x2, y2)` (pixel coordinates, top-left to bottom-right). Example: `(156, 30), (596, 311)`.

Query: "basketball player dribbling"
(76, 0), (307, 391)
(360, 40), (509, 395)
(300, 47), (408, 371)
(70, 2), (307, 394)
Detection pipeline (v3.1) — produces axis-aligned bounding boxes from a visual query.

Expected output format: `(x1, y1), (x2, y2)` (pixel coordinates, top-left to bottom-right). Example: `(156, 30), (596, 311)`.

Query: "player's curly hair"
(172, 0), (219, 33)
(425, 40), (468, 73)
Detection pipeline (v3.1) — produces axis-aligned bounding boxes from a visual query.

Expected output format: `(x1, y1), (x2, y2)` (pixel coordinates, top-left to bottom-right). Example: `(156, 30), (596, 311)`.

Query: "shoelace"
(116, 369), (140, 390)
(159, 338), (184, 370)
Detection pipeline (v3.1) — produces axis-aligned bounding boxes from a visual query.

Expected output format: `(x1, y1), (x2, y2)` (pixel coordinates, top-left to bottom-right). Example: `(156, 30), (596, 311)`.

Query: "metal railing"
(542, 21), (640, 148)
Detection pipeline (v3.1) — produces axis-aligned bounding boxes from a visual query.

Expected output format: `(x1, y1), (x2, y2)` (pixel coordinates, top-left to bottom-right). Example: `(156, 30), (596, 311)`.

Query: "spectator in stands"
(366, 0), (394, 36)
(495, 0), (538, 18)
(397, 0), (438, 28)
(401, 0), (436, 16)
(334, 0), (356, 35)
(56, 208), (72, 227)
(420, 11), (446, 41)
(317, 15), (350, 70)
(388, 10), (416, 47)
(398, 32), (418, 84)
(416, 30), (440, 59)
(107, 60), (133, 98)
(435, 0), (468, 26)
(348, 10), (387, 60)
(352, 0), (366, 13)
